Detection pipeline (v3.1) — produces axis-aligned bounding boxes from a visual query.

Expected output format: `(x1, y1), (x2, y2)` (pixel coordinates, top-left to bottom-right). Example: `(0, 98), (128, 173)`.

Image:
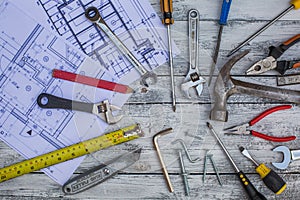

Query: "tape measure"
(0, 124), (143, 183)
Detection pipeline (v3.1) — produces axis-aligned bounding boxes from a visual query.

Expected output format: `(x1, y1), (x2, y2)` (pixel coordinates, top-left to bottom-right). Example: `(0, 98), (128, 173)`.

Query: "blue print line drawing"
(0, 0), (115, 184)
(36, 0), (175, 79)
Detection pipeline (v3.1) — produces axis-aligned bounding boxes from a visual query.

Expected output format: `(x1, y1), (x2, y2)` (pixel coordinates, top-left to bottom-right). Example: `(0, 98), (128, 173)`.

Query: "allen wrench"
(153, 128), (174, 193)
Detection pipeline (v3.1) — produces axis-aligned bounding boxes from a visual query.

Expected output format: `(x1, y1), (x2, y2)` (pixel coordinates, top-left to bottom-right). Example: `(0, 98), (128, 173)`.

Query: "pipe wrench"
(181, 9), (205, 98)
(37, 93), (122, 124)
(85, 7), (157, 87)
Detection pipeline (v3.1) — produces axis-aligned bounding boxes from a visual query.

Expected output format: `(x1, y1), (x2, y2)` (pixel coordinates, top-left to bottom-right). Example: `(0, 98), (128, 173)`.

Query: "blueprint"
(15, 0), (179, 85)
(0, 0), (118, 185)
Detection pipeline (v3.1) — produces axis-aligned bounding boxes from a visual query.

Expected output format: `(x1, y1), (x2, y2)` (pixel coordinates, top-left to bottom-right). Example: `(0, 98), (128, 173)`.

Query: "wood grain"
(1, 0), (300, 199)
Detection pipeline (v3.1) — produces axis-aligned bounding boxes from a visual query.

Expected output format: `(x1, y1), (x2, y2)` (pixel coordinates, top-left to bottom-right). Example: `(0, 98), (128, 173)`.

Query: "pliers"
(246, 34), (300, 75)
(224, 105), (296, 142)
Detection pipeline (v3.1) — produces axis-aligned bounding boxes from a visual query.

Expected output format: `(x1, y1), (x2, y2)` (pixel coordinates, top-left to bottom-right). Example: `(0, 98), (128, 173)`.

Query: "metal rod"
(227, 5), (294, 57)
(167, 25), (176, 112)
(153, 128), (174, 192)
(208, 25), (223, 86)
(179, 151), (190, 196)
(206, 122), (240, 173)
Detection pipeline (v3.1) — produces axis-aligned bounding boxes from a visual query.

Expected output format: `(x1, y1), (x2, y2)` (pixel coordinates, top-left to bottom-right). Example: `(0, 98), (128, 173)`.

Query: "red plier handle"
(249, 105), (292, 126)
(251, 130), (296, 142)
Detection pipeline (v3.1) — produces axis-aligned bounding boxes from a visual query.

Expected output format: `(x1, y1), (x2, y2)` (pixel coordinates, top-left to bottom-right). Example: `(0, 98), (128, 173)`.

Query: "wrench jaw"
(140, 71), (157, 87)
(93, 100), (123, 124)
(181, 76), (206, 98)
(272, 146), (291, 170)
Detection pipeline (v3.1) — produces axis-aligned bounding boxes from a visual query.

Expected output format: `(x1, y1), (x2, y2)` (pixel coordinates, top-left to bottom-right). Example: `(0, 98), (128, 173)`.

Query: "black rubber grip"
(262, 169), (286, 194)
(37, 93), (94, 113)
(237, 171), (267, 200)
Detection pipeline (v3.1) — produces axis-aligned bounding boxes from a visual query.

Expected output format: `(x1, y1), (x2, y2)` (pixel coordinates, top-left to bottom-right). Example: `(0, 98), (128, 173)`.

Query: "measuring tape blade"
(62, 148), (142, 194)
(0, 124), (143, 183)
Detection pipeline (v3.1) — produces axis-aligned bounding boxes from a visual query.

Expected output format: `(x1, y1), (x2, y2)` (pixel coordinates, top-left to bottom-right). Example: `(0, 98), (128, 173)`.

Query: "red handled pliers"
(224, 105), (296, 142)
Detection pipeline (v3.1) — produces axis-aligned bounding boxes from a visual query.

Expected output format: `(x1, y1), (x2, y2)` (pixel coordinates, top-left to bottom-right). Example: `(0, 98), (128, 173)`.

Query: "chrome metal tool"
(85, 7), (157, 87)
(63, 148), (142, 195)
(181, 9), (205, 98)
(272, 145), (300, 170)
(160, 0), (176, 111)
(37, 93), (122, 124)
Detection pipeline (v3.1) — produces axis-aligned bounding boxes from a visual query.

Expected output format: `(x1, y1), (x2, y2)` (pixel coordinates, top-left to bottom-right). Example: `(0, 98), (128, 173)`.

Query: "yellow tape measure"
(0, 124), (143, 183)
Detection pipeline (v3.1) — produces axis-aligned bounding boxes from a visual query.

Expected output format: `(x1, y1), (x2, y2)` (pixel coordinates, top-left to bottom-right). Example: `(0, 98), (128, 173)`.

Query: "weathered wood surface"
(1, 0), (300, 199)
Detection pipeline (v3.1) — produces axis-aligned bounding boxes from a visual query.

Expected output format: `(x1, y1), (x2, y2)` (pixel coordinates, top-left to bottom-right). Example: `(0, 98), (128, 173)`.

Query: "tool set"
(0, 124), (143, 183)
(85, 7), (157, 88)
(181, 9), (205, 98)
(224, 105), (296, 142)
(227, 0), (300, 57)
(62, 148), (142, 195)
(240, 147), (286, 194)
(2, 1), (300, 199)
(160, 0), (176, 111)
(208, 0), (232, 86)
(246, 34), (300, 75)
(37, 93), (123, 125)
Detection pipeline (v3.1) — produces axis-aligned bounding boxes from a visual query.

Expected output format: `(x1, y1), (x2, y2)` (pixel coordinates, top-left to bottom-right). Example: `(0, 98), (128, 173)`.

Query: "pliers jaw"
(93, 100), (123, 124)
(223, 123), (250, 135)
(246, 56), (277, 75)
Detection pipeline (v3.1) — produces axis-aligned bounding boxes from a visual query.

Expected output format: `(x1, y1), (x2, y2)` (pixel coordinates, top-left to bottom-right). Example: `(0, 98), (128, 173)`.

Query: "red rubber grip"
(251, 131), (296, 142)
(52, 69), (131, 94)
(249, 105), (292, 126)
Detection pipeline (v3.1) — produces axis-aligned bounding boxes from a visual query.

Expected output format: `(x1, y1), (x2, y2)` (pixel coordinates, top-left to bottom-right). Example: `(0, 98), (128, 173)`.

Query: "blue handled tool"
(208, 0), (232, 86)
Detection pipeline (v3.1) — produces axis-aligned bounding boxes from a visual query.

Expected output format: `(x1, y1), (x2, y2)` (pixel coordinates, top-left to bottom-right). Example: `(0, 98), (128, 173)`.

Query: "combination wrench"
(181, 9), (206, 98)
(85, 7), (157, 87)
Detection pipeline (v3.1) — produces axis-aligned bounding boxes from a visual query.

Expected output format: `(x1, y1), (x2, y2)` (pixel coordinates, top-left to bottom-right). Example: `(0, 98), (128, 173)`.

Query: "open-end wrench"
(272, 145), (300, 170)
(37, 93), (123, 124)
(85, 7), (157, 87)
(181, 9), (205, 98)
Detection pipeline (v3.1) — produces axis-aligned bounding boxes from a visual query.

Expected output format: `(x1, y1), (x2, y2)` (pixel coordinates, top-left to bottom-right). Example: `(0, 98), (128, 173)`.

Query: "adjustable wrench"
(181, 9), (205, 98)
(85, 7), (157, 87)
(37, 93), (123, 124)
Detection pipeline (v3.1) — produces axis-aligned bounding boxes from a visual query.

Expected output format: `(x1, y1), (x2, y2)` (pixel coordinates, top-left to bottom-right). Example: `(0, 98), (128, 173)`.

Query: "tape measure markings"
(0, 124), (143, 183)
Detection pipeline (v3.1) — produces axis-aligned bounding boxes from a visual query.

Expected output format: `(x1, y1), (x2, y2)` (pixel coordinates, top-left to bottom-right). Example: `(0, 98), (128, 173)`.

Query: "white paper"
(0, 0), (117, 185)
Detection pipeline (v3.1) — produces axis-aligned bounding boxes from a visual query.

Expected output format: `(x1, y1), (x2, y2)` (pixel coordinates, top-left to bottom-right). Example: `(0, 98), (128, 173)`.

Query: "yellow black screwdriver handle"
(256, 164), (287, 194)
(237, 171), (267, 200)
(160, 0), (174, 25)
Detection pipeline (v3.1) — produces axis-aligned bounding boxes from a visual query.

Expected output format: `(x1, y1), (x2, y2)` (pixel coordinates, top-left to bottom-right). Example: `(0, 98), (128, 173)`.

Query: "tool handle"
(160, 0), (174, 25)
(219, 0), (232, 25)
(52, 69), (131, 94)
(276, 61), (300, 75)
(249, 105), (292, 126)
(291, 0), (300, 9)
(251, 130), (296, 142)
(256, 164), (287, 194)
(37, 93), (94, 113)
(270, 34), (300, 59)
(237, 171), (267, 200)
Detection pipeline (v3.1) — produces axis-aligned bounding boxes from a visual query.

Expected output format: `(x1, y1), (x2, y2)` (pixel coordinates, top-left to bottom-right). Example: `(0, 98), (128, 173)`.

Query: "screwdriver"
(160, 0), (176, 112)
(207, 122), (267, 200)
(240, 147), (287, 195)
(227, 0), (300, 57)
(208, 0), (233, 86)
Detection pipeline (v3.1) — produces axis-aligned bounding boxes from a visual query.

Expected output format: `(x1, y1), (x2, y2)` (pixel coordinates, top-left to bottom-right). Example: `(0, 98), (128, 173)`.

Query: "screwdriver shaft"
(227, 5), (294, 57)
(208, 25), (223, 86)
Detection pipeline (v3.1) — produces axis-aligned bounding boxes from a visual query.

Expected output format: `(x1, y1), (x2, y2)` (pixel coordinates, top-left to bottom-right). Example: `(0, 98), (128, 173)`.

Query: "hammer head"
(272, 146), (291, 170)
(210, 51), (250, 122)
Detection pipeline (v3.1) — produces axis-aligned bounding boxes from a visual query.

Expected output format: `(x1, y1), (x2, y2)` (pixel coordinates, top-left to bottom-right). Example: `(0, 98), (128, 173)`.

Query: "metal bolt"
(178, 151), (190, 196)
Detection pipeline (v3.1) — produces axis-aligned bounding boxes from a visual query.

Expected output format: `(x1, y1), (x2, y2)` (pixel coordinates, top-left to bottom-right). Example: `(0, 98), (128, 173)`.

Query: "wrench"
(85, 7), (157, 87)
(37, 93), (123, 124)
(181, 9), (206, 98)
(272, 145), (300, 170)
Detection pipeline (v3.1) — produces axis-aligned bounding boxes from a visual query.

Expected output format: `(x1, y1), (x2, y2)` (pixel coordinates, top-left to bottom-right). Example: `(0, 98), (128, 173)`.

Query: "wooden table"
(1, 0), (300, 199)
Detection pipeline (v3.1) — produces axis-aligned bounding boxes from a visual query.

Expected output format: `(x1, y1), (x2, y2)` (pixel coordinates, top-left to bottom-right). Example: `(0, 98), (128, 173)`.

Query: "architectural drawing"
(16, 0), (179, 83)
(0, 0), (116, 185)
